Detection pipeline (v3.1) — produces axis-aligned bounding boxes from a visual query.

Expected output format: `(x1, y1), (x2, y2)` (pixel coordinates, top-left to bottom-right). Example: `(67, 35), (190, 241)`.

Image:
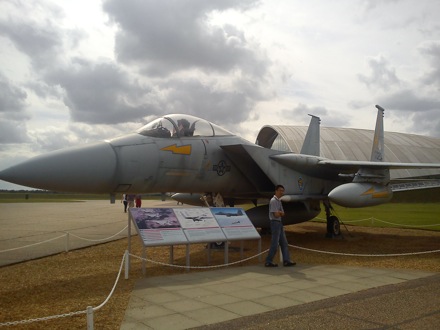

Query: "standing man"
(121, 194), (128, 213)
(265, 184), (296, 267)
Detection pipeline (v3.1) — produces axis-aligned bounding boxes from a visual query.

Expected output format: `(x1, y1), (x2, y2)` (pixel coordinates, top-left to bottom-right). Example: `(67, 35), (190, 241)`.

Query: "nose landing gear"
(324, 200), (341, 238)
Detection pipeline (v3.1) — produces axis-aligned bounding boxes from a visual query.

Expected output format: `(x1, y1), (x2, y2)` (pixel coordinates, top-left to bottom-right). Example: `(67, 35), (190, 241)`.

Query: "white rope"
(315, 217), (372, 223)
(290, 244), (440, 257)
(0, 310), (87, 327)
(0, 234), (67, 253)
(0, 252), (127, 327)
(315, 216), (440, 227)
(0, 226), (130, 254)
(370, 218), (440, 228)
(129, 249), (269, 269)
(68, 225), (129, 242)
(94, 251), (126, 311)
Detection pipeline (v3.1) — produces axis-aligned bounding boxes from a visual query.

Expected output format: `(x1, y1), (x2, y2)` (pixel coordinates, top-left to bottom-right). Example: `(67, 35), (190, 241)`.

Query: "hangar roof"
(256, 126), (440, 179)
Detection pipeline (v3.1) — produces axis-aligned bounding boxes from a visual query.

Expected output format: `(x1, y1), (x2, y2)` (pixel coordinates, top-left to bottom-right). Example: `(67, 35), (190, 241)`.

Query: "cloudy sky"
(1, 0), (439, 190)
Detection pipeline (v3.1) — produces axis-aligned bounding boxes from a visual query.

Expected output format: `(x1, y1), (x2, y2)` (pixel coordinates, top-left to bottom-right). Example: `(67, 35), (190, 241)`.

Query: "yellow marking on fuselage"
(161, 144), (191, 155)
(361, 186), (390, 199)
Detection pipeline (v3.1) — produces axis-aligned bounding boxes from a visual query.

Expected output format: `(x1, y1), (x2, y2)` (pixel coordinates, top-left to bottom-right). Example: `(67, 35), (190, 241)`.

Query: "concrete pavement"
(0, 200), (133, 266)
(120, 264), (438, 329)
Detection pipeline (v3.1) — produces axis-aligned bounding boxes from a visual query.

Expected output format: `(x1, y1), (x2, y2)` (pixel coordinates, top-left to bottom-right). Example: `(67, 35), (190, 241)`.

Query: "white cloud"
(0, 0), (440, 189)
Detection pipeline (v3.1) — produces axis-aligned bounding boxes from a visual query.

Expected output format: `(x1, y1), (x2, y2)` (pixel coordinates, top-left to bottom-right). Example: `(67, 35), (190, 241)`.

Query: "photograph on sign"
(131, 208), (180, 229)
(211, 207), (260, 239)
(174, 208), (218, 228)
(211, 208), (251, 227)
(174, 208), (226, 243)
(130, 208), (188, 245)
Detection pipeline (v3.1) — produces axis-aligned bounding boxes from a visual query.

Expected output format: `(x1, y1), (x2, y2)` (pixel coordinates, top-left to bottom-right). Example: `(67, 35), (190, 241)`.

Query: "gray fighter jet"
(1, 105), (440, 236)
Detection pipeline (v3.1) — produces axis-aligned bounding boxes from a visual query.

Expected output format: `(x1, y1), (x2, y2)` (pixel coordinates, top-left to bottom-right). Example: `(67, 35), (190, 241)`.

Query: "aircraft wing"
(390, 179), (440, 192)
(220, 144), (275, 194)
(317, 159), (440, 170)
(271, 154), (440, 176)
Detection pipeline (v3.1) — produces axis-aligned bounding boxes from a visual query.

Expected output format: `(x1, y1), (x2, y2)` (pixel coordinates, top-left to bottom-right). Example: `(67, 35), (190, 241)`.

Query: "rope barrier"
(129, 249), (269, 269)
(290, 244), (440, 257)
(68, 225), (129, 242)
(314, 216), (440, 227)
(370, 218), (440, 228)
(0, 234), (67, 253)
(94, 251), (126, 311)
(0, 252), (127, 328)
(0, 226), (128, 254)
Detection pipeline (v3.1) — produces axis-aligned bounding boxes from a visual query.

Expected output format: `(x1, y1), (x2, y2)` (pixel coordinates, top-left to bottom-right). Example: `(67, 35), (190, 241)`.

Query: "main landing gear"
(323, 200), (341, 238)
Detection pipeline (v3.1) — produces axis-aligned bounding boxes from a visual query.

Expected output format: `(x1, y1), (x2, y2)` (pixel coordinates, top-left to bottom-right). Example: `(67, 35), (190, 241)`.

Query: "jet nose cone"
(0, 142), (117, 193)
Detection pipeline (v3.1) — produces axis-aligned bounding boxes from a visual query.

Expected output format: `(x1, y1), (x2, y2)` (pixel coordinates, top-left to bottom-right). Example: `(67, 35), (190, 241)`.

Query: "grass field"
(313, 203), (440, 231)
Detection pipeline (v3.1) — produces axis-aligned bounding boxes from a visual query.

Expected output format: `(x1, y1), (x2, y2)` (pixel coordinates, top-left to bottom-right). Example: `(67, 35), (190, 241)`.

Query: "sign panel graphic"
(211, 207), (260, 240)
(173, 208), (226, 243)
(130, 207), (260, 246)
(130, 208), (187, 246)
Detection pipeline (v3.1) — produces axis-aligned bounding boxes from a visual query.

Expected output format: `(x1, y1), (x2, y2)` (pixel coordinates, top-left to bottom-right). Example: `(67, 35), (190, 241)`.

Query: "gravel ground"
(0, 222), (439, 329)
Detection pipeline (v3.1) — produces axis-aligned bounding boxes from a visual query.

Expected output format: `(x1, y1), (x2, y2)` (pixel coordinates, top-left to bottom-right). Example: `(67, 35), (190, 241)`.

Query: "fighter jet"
(1, 105), (440, 236)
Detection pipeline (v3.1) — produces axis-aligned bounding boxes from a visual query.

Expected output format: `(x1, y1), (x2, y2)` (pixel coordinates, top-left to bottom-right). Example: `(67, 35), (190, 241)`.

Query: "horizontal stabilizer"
(318, 159), (440, 170)
(390, 179), (440, 192)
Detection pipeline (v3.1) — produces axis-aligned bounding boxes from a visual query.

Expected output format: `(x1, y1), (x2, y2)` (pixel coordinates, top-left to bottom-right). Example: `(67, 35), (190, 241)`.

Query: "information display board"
(211, 207), (261, 240)
(173, 208), (226, 243)
(130, 208), (187, 246)
(130, 207), (259, 247)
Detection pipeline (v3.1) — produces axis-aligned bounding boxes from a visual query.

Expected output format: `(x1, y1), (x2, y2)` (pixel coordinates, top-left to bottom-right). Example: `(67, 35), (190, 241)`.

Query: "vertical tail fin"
(354, 105), (390, 184)
(300, 114), (321, 156)
(371, 105), (385, 162)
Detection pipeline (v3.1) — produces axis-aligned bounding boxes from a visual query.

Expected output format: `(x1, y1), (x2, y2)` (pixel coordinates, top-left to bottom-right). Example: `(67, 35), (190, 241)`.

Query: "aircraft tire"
(326, 215), (341, 237)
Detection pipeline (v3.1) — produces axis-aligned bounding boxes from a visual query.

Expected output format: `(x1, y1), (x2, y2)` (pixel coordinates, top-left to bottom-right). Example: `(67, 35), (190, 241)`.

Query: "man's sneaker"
(283, 261), (296, 267)
(265, 262), (278, 267)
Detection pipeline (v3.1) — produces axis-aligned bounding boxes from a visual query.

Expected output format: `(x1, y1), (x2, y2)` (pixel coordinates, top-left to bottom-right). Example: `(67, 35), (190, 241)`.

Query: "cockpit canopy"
(137, 114), (233, 138)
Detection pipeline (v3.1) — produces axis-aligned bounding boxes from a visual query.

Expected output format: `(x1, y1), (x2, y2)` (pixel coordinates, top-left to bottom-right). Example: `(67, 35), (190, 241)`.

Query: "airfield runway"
(0, 200), (439, 329)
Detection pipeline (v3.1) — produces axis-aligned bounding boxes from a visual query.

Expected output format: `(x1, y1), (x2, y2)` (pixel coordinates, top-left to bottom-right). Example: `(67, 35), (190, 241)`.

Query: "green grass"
(314, 203), (440, 231)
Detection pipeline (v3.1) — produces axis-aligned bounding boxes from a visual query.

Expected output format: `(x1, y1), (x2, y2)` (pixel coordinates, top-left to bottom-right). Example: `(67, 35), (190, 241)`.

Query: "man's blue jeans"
(266, 220), (291, 264)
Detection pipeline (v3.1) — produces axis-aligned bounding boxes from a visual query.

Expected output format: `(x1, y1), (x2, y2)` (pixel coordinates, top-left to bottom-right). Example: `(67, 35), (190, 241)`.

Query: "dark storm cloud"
(0, 12), (64, 71)
(0, 120), (30, 144)
(103, 0), (265, 75)
(418, 41), (440, 88)
(0, 74), (28, 118)
(45, 59), (158, 124)
(158, 78), (254, 125)
(0, 74), (30, 143)
(101, 0), (272, 128)
(357, 55), (400, 90)
(379, 89), (440, 137)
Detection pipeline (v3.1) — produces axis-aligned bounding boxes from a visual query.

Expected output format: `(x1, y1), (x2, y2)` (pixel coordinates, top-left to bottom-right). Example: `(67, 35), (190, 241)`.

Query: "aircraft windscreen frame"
(136, 114), (233, 138)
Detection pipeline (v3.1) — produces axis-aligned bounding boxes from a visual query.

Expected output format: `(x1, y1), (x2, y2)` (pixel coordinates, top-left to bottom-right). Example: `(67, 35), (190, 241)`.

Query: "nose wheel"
(323, 200), (341, 238)
(326, 215), (341, 237)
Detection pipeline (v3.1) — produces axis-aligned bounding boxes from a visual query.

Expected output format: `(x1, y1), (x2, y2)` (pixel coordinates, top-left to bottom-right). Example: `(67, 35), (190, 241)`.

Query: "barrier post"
(65, 232), (69, 252)
(87, 306), (94, 330)
(125, 250), (129, 280)
(258, 238), (262, 262)
(142, 247), (146, 276)
(224, 241), (229, 265)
